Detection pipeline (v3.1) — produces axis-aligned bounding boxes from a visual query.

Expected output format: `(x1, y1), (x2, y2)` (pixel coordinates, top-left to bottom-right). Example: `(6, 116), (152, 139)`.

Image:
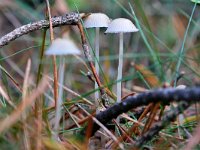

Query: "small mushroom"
(45, 38), (81, 139)
(105, 18), (138, 103)
(191, 0), (200, 4)
(83, 13), (110, 101)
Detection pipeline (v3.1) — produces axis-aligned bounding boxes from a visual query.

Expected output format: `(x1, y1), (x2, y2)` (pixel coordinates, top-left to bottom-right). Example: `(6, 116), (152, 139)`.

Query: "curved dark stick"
(91, 87), (200, 135)
(0, 12), (80, 48)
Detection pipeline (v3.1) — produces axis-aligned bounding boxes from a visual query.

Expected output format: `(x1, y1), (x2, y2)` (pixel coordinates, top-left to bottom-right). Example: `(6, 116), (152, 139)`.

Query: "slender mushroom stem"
(54, 56), (65, 139)
(117, 32), (123, 103)
(95, 27), (100, 102)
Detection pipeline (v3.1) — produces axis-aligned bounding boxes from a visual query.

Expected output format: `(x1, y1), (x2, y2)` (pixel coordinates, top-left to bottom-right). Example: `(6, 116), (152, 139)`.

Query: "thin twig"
(45, 0), (60, 141)
(0, 13), (80, 48)
(77, 22), (110, 107)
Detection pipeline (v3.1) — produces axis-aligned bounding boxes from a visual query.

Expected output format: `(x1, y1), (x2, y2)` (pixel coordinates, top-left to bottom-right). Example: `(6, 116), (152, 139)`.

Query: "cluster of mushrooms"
(45, 13), (138, 138)
(83, 13), (139, 105)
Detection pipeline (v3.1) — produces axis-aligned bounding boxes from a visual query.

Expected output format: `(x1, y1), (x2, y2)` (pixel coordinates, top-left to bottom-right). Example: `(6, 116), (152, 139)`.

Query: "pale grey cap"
(83, 13), (110, 28)
(105, 18), (139, 33)
(176, 85), (186, 89)
(45, 38), (81, 56)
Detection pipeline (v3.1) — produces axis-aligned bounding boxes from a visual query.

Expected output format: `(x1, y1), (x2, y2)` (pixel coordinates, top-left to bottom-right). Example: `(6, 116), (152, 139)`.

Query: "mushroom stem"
(54, 56), (65, 139)
(95, 27), (100, 102)
(117, 32), (123, 103)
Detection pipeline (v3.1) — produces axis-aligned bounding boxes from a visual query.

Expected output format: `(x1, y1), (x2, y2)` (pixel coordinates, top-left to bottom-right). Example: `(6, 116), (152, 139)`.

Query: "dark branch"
(91, 87), (200, 135)
(135, 101), (190, 147)
(0, 12), (80, 48)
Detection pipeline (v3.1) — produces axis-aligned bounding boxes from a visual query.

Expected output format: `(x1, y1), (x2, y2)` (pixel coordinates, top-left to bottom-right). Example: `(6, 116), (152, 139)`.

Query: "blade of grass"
(0, 83), (15, 108)
(173, 2), (197, 86)
(0, 65), (22, 92)
(22, 59), (31, 150)
(0, 45), (48, 61)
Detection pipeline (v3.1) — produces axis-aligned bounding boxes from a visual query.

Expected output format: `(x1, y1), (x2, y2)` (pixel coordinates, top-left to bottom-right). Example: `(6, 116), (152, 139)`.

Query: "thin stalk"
(54, 56), (65, 139)
(22, 59), (31, 150)
(117, 33), (123, 103)
(36, 30), (47, 85)
(45, 0), (59, 140)
(0, 65), (22, 92)
(35, 30), (46, 120)
(95, 27), (100, 103)
(45, 0), (58, 106)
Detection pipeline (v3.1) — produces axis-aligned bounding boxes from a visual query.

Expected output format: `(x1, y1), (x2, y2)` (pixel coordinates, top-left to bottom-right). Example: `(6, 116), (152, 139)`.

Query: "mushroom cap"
(45, 38), (81, 56)
(105, 18), (139, 33)
(83, 13), (110, 28)
(191, 0), (200, 4)
(176, 85), (186, 89)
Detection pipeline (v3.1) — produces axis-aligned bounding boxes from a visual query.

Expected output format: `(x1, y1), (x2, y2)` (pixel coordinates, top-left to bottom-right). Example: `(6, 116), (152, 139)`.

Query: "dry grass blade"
(0, 76), (49, 133)
(0, 83), (15, 108)
(64, 112), (95, 131)
(0, 65), (22, 92)
(142, 103), (160, 133)
(120, 113), (144, 127)
(74, 54), (91, 71)
(65, 108), (81, 128)
(22, 59), (31, 150)
(22, 59), (31, 99)
(1, 51), (25, 77)
(111, 119), (134, 148)
(44, 0), (58, 108)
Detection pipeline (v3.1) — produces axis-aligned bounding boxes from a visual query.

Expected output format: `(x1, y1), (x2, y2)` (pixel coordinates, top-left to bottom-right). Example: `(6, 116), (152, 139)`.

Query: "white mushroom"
(45, 38), (81, 55)
(105, 18), (138, 103)
(191, 0), (200, 4)
(176, 85), (186, 89)
(83, 13), (110, 102)
(45, 38), (81, 139)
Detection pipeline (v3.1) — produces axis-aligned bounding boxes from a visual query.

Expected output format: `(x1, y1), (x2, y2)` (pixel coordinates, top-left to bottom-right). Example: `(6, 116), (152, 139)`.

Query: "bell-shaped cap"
(83, 13), (110, 28)
(105, 18), (139, 33)
(45, 38), (81, 56)
(176, 85), (186, 89)
(191, 0), (200, 4)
